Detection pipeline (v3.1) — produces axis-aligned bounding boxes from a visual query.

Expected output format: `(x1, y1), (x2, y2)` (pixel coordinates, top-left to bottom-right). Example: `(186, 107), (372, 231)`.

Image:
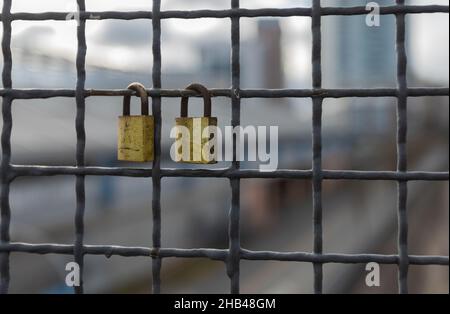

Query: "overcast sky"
(0, 0), (448, 84)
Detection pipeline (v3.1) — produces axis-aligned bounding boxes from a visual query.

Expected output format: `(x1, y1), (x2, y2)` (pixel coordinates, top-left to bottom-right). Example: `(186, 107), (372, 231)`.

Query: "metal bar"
(74, 0), (87, 295)
(151, 0), (162, 295)
(0, 243), (447, 266)
(1, 5), (448, 21)
(239, 250), (450, 265)
(227, 0), (241, 295)
(396, 0), (409, 294)
(9, 166), (449, 181)
(2, 87), (448, 99)
(0, 243), (227, 260)
(311, 0), (323, 294)
(0, 0), (12, 295)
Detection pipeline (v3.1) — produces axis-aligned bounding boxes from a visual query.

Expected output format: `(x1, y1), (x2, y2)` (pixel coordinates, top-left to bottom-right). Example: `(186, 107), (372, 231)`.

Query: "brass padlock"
(118, 82), (154, 162)
(175, 83), (217, 164)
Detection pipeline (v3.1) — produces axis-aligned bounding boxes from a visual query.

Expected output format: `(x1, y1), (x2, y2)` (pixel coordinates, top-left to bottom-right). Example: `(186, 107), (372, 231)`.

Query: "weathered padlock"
(174, 83), (217, 164)
(118, 82), (154, 162)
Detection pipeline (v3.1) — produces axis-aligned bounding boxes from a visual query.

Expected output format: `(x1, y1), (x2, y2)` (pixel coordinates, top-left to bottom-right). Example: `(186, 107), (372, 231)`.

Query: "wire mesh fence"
(0, 0), (449, 294)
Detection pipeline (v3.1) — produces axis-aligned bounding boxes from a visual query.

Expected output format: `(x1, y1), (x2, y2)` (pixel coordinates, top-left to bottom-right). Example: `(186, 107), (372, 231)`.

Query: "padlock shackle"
(123, 82), (149, 116)
(180, 83), (212, 118)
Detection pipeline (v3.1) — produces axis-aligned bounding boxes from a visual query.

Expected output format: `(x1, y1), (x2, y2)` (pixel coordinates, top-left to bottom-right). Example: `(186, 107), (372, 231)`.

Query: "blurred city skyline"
(0, 0), (448, 86)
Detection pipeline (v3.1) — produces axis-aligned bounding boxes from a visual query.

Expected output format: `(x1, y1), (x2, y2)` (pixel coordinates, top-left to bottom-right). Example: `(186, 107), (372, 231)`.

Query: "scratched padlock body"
(175, 83), (217, 164)
(118, 82), (154, 162)
(118, 116), (154, 162)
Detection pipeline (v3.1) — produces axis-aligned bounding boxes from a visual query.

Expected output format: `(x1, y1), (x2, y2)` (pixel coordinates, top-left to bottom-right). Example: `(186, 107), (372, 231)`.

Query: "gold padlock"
(175, 83), (217, 164)
(118, 82), (154, 162)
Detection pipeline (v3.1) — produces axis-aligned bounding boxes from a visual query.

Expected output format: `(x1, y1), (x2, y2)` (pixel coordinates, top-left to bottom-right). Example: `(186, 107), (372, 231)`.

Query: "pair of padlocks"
(117, 82), (217, 164)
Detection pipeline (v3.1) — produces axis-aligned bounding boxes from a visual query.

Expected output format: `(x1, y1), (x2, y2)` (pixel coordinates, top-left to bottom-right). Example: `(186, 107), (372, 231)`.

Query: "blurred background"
(0, 0), (448, 293)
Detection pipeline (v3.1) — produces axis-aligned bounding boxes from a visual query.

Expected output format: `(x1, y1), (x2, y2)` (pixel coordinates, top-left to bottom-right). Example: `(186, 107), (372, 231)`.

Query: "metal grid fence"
(0, 0), (449, 294)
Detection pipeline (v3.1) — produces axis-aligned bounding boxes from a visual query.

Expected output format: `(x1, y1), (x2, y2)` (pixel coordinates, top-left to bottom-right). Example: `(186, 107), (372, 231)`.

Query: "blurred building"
(322, 0), (397, 136)
(324, 0), (396, 88)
